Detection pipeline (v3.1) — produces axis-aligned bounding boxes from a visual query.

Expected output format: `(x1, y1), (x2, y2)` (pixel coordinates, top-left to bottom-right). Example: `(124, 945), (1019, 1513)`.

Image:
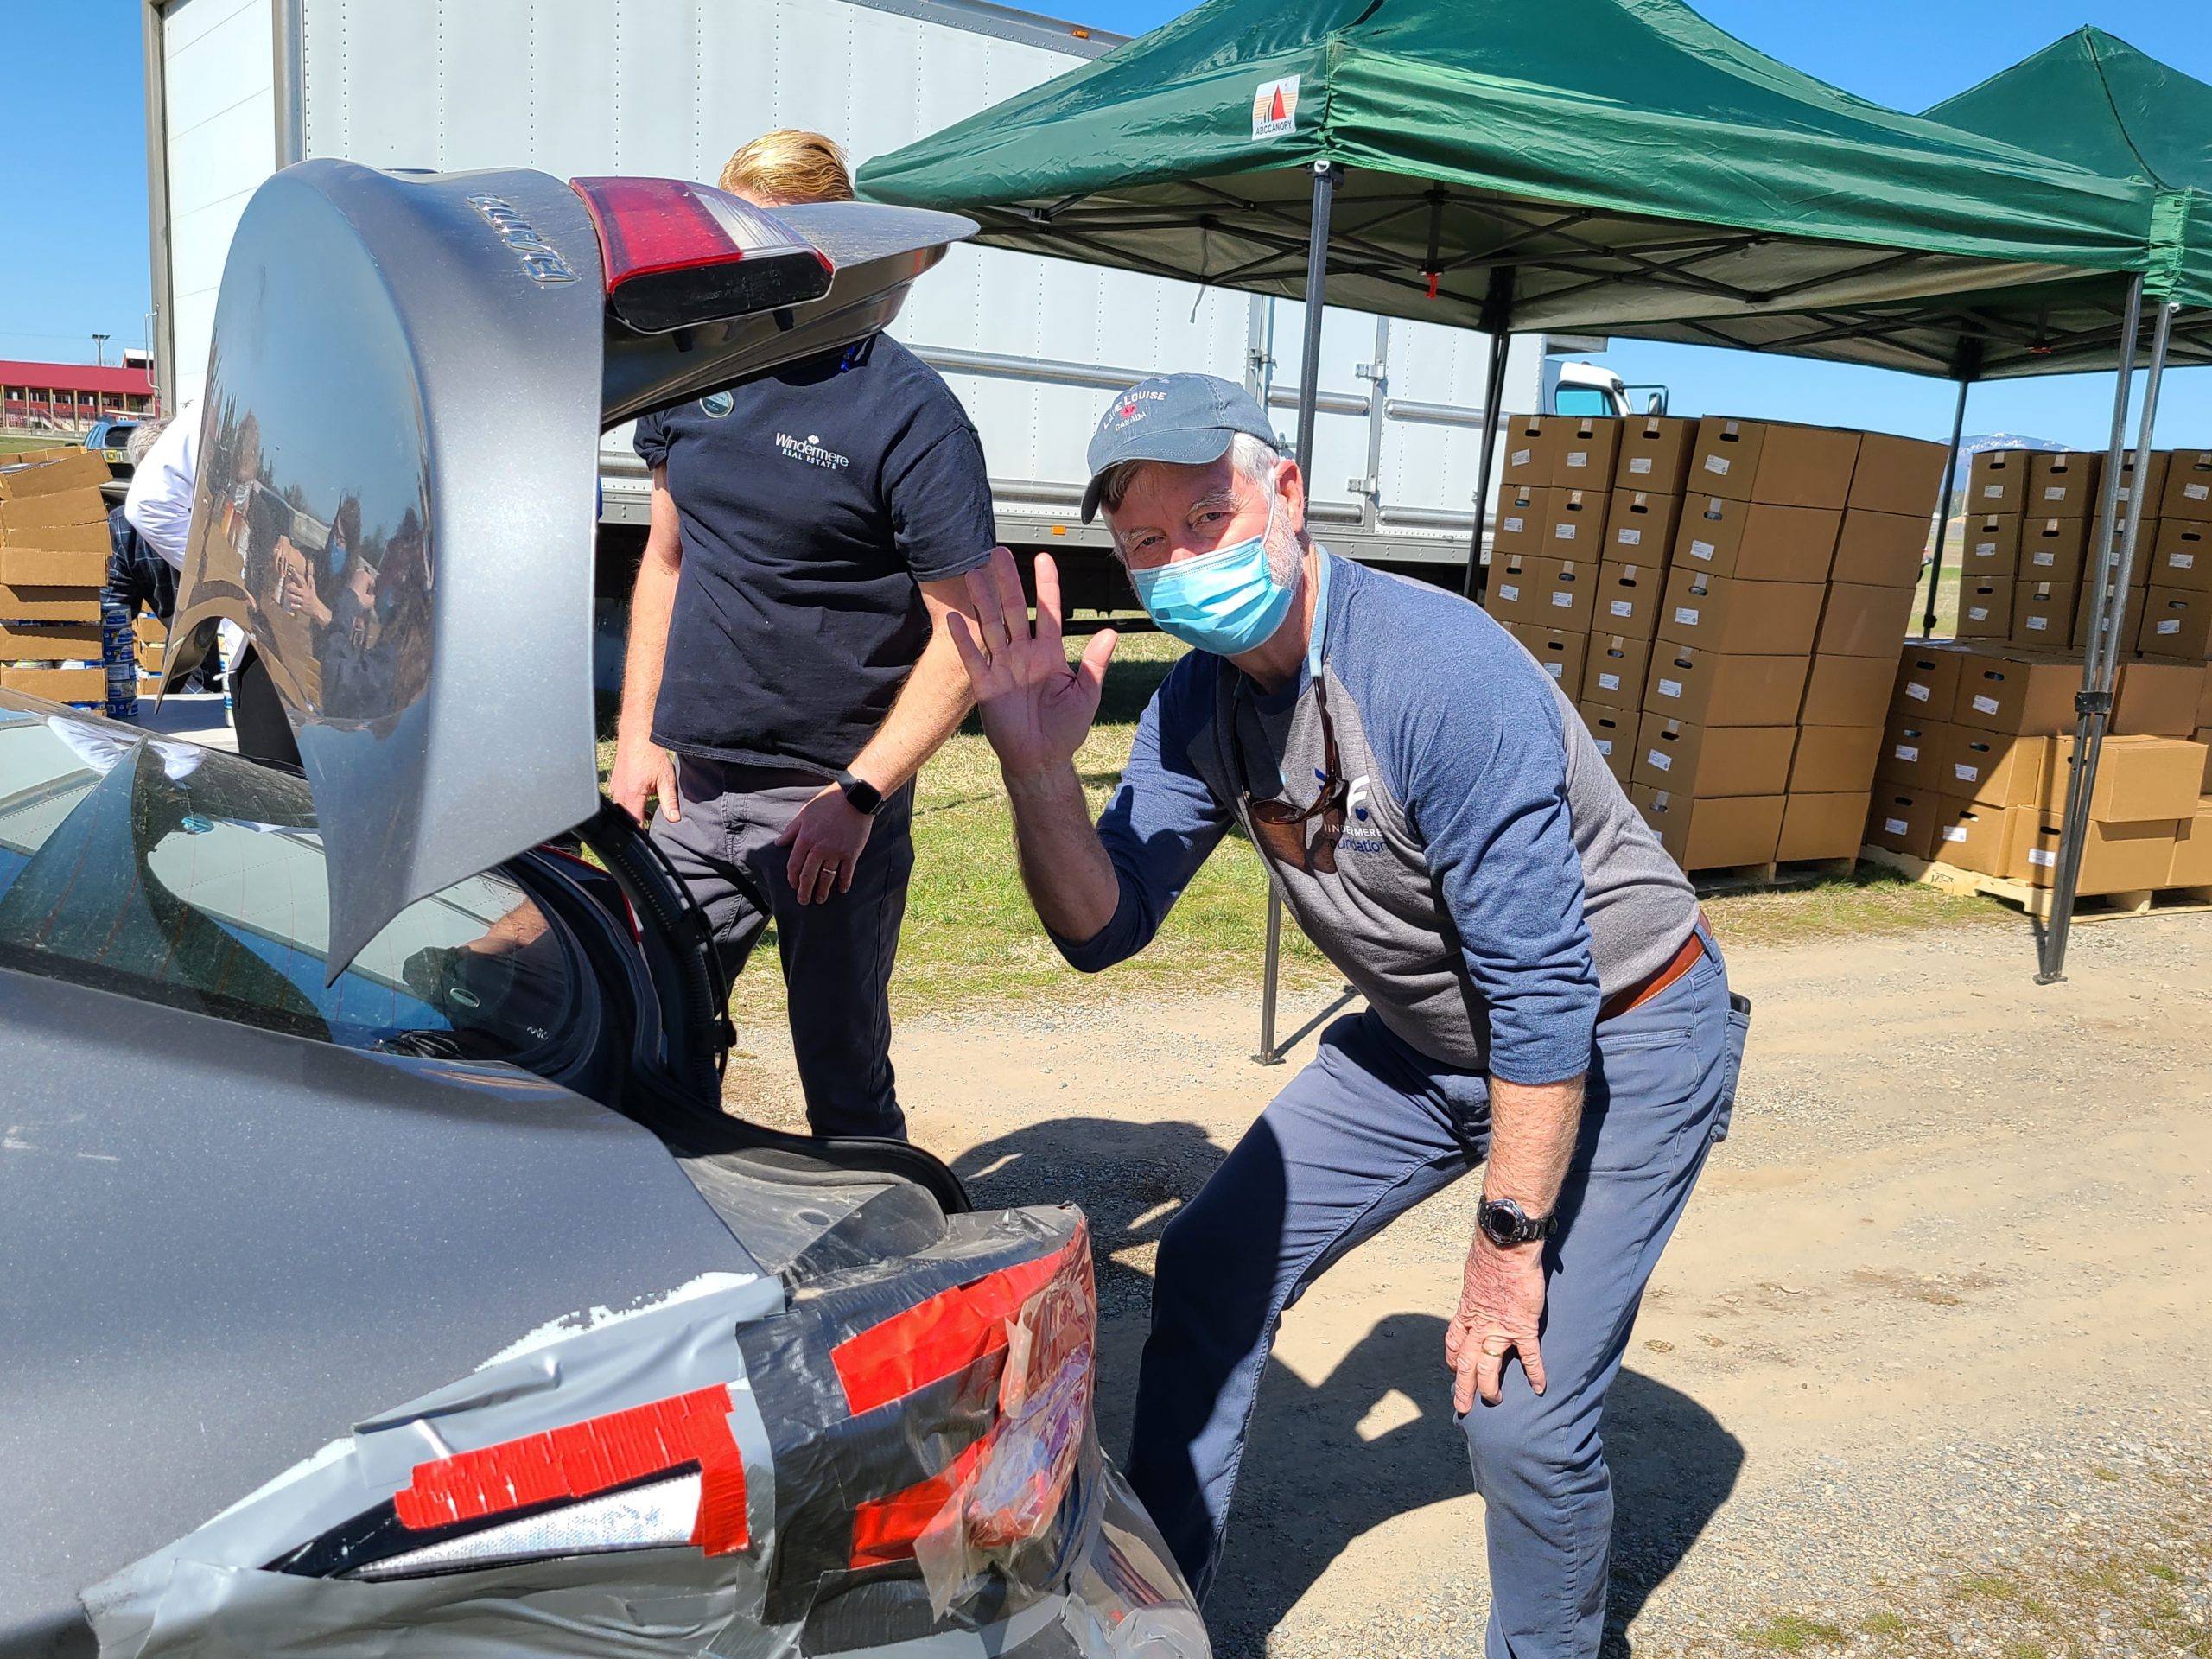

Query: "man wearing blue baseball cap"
(948, 373), (1749, 1658)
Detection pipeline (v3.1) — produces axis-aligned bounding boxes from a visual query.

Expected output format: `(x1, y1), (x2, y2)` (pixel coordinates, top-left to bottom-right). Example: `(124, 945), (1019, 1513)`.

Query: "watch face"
(1480, 1200), (1522, 1245)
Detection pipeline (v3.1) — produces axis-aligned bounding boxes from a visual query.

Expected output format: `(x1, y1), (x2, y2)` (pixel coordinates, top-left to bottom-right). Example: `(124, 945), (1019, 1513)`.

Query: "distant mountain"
(1959, 432), (2068, 458)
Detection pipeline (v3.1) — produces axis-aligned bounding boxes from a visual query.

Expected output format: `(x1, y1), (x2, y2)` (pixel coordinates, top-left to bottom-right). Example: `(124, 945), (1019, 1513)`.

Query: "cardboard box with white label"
(2149, 519), (2211, 593)
(1957, 580), (2012, 639)
(1592, 560), (1664, 639)
(1549, 418), (1624, 491)
(1577, 702), (1635, 784)
(1502, 417), (1552, 489)
(2006, 813), (2182, 893)
(1613, 416), (1701, 494)
(1894, 643), (1967, 716)
(1630, 715), (1796, 797)
(1643, 643), (1810, 728)
(1865, 786), (1939, 861)
(1581, 632), (1652, 712)
(1655, 567), (1825, 656)
(2135, 588), (2212, 659)
(2011, 579), (2079, 648)
(1501, 620), (1587, 691)
(1942, 730), (2049, 810)
(1669, 496), (1839, 582)
(1929, 798), (2018, 876)
(1544, 487), (1611, 558)
(1491, 486), (1552, 559)
(1958, 512), (2022, 582)
(1952, 651), (2079, 735)
(1602, 491), (1681, 568)
(2027, 452), (2102, 518)
(1967, 448), (2031, 514)
(2160, 450), (2212, 523)
(1687, 419), (1861, 508)
(1877, 712), (1952, 792)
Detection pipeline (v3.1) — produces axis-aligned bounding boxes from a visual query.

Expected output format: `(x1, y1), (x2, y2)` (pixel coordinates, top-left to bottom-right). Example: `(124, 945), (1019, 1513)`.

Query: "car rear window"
(0, 708), (582, 1062)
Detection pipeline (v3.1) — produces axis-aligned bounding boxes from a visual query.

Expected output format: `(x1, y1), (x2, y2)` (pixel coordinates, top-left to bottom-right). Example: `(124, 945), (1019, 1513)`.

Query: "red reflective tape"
(830, 1245), (1073, 1416)
(848, 1435), (990, 1569)
(391, 1384), (749, 1554)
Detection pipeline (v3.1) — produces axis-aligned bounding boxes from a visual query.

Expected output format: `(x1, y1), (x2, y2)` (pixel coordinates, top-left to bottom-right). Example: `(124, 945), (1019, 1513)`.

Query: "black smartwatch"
(836, 770), (884, 817)
(1478, 1195), (1558, 1249)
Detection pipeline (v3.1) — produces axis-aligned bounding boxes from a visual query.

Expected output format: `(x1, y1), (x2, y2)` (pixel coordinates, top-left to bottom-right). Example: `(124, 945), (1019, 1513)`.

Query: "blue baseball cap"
(1080, 373), (1280, 524)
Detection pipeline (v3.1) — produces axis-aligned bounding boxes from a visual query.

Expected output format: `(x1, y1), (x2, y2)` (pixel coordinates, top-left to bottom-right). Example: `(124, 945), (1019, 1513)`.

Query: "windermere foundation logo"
(775, 432), (850, 471)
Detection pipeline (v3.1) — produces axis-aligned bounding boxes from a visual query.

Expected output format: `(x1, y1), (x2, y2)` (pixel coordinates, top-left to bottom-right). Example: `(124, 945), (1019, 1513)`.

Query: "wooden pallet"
(1688, 856), (1858, 896)
(1859, 845), (2212, 922)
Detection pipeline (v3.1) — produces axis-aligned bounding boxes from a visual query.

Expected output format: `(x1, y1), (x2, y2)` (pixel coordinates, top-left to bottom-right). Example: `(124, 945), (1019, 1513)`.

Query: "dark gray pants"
(651, 755), (913, 1140)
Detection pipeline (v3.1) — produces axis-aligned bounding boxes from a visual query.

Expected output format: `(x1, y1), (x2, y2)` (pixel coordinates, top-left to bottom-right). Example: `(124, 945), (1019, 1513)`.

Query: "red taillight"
(836, 1227), (1097, 1609)
(569, 176), (834, 334)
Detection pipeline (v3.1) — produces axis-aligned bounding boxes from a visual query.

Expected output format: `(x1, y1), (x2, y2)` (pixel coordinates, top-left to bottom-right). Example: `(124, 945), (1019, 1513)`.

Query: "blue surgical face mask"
(1128, 501), (1296, 656)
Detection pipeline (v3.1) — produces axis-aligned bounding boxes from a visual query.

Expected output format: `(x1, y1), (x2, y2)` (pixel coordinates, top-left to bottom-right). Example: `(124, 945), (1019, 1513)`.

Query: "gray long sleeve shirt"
(1055, 554), (1697, 1083)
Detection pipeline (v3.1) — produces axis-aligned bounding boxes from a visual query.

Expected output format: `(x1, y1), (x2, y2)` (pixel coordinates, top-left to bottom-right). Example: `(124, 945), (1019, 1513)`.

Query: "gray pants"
(1125, 927), (1745, 1656)
(651, 755), (913, 1140)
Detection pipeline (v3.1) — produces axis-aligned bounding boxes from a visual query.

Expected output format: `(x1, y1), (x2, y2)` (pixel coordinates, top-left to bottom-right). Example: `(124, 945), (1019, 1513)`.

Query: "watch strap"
(836, 770), (884, 817)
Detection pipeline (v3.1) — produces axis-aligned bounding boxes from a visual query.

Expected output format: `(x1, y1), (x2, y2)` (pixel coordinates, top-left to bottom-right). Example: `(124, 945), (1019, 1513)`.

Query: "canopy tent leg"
(1461, 326), (1513, 601)
(1921, 375), (1973, 635)
(2037, 282), (2171, 985)
(1255, 159), (1341, 1066)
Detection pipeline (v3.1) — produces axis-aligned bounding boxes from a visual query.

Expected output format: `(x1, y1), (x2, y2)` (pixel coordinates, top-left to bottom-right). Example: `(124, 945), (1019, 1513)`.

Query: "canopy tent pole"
(1921, 365), (1977, 635)
(1256, 159), (1342, 1066)
(2037, 281), (2171, 984)
(1461, 325), (1514, 601)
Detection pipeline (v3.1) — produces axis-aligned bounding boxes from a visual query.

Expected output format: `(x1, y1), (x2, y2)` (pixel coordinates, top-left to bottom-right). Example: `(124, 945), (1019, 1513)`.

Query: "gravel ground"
(724, 907), (2212, 1656)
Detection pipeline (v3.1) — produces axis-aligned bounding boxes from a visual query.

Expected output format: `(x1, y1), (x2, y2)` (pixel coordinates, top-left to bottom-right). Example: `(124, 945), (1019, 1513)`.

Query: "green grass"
(0, 434), (71, 458)
(1742, 1612), (1849, 1652)
(1701, 862), (2005, 950)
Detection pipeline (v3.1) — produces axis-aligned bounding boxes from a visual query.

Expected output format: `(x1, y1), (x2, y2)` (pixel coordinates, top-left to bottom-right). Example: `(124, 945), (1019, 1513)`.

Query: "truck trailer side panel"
(150, 0), (1552, 569)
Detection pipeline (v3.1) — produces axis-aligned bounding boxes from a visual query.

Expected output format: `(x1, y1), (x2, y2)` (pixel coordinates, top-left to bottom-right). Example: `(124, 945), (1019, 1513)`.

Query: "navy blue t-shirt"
(633, 334), (994, 775)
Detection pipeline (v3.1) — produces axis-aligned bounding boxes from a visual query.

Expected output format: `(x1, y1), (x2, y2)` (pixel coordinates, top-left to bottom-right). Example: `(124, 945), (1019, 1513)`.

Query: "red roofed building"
(1, 360), (159, 433)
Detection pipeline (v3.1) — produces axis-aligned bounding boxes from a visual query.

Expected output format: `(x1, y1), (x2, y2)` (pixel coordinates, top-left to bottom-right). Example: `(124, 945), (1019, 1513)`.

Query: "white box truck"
(143, 0), (1637, 607)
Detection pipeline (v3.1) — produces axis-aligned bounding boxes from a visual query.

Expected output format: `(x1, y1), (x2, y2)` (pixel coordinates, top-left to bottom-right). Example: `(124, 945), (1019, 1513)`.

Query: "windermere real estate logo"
(776, 433), (850, 471)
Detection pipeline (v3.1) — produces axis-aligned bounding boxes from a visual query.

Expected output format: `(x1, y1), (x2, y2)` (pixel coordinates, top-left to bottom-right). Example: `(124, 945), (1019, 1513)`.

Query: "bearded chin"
(1265, 525), (1303, 592)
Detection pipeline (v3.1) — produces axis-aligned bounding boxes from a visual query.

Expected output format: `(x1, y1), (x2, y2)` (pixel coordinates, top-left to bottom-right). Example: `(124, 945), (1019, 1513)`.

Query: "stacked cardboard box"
(1490, 413), (1642, 701)
(1868, 641), (2211, 893)
(0, 450), (115, 705)
(1607, 419), (1943, 869)
(1961, 446), (2212, 662)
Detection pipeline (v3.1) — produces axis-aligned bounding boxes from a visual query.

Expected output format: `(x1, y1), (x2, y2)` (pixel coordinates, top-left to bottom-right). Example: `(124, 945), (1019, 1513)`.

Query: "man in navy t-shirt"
(611, 130), (995, 1139)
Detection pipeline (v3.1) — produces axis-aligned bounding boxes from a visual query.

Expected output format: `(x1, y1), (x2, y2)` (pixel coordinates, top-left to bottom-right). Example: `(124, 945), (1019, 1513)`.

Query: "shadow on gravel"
(953, 1117), (1743, 1658)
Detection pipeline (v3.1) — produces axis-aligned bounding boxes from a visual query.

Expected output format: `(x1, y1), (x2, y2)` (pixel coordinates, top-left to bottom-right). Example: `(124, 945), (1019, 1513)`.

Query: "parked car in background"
(0, 160), (1206, 1659)
(82, 416), (142, 474)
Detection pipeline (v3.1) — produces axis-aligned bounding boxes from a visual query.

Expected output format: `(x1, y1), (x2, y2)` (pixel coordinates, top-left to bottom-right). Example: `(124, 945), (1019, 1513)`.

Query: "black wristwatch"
(1478, 1195), (1558, 1249)
(836, 770), (884, 817)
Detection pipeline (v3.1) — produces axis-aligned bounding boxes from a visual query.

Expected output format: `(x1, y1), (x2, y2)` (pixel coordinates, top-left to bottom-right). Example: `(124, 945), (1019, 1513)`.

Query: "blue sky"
(5, 0), (2205, 448)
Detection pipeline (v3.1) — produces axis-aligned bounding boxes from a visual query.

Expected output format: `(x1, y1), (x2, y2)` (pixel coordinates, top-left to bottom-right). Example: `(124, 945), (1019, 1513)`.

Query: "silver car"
(0, 161), (1205, 1659)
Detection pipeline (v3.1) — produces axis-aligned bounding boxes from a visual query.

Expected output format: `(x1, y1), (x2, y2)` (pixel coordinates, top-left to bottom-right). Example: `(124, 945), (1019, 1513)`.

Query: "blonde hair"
(719, 130), (855, 206)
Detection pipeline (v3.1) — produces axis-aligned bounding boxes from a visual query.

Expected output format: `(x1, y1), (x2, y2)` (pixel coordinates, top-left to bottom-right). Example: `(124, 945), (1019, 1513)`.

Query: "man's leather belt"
(1599, 916), (1707, 1024)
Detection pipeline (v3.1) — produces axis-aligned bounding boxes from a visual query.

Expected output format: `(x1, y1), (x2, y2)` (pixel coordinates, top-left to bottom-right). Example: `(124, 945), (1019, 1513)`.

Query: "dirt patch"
(725, 899), (2212, 1656)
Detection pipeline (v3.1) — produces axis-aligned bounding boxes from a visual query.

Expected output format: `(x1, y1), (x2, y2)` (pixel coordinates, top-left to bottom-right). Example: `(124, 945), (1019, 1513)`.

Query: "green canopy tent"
(858, 0), (2176, 1038)
(1928, 29), (2212, 980)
